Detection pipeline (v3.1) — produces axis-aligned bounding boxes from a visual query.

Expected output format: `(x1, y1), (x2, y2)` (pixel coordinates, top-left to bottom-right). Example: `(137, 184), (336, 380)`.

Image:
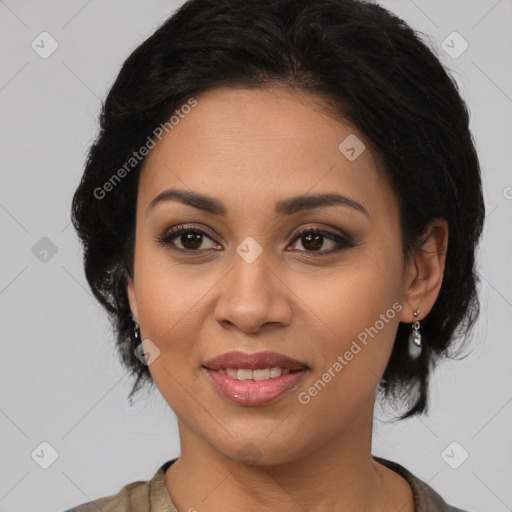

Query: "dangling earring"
(130, 313), (140, 345)
(408, 309), (422, 359)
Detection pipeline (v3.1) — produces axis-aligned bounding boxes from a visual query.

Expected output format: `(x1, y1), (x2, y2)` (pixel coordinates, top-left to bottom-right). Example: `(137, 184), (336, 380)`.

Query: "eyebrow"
(146, 187), (369, 218)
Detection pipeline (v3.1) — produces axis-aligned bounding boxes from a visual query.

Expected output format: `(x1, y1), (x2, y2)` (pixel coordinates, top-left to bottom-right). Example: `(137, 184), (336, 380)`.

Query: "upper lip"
(202, 350), (309, 371)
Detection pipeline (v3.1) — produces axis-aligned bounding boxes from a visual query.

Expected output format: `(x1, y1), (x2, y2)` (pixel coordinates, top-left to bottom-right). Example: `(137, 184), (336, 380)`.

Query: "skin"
(126, 86), (448, 512)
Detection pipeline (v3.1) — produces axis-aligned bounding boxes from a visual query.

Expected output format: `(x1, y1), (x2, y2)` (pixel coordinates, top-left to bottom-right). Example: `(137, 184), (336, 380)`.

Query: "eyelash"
(155, 224), (355, 256)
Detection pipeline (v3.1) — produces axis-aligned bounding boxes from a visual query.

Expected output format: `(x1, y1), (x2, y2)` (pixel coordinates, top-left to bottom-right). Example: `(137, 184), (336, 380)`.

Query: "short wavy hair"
(71, 0), (485, 419)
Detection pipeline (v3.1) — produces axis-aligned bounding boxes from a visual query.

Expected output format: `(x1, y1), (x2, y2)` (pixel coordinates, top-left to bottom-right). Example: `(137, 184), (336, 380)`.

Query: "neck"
(165, 398), (413, 512)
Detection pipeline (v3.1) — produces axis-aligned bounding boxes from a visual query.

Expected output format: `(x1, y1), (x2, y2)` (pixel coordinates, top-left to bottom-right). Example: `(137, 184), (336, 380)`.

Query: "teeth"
(270, 367), (282, 378)
(237, 369), (253, 381)
(220, 367), (293, 381)
(253, 368), (271, 381)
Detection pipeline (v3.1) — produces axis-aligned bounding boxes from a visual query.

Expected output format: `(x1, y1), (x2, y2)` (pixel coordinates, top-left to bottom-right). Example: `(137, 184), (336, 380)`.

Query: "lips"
(202, 350), (308, 371)
(202, 350), (309, 406)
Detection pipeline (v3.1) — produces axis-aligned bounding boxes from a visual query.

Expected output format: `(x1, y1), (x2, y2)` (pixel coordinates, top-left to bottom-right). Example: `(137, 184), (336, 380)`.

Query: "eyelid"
(291, 224), (351, 242)
(160, 223), (220, 242)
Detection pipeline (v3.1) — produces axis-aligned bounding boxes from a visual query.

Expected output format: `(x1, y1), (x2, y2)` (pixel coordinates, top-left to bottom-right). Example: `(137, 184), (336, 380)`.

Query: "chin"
(206, 428), (317, 468)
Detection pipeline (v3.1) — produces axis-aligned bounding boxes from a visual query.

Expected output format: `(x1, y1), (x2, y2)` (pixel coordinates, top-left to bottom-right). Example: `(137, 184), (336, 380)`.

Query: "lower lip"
(204, 368), (308, 406)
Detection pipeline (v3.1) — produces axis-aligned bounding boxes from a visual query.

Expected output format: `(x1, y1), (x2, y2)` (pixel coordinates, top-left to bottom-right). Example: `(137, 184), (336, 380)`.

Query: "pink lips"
(202, 350), (309, 406)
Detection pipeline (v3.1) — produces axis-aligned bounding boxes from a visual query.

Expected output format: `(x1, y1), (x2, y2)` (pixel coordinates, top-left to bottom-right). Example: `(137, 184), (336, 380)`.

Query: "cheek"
(132, 244), (205, 368)
(295, 245), (404, 398)
(296, 247), (403, 345)
(132, 256), (209, 415)
(133, 235), (210, 334)
(292, 297), (401, 450)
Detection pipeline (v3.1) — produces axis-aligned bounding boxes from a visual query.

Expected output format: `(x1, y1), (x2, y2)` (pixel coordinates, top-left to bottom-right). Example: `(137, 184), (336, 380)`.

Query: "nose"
(213, 250), (293, 334)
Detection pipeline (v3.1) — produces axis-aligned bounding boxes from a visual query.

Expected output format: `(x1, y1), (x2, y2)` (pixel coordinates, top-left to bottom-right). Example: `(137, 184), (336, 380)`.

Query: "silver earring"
(130, 313), (140, 344)
(408, 310), (422, 359)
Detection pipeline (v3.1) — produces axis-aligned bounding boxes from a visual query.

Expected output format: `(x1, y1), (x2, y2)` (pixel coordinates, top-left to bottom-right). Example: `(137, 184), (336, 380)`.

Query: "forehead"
(138, 86), (398, 223)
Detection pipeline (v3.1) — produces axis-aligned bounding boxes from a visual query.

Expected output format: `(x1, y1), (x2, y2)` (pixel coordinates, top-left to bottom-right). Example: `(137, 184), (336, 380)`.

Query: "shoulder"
(62, 459), (177, 512)
(62, 479), (150, 512)
(373, 456), (471, 512)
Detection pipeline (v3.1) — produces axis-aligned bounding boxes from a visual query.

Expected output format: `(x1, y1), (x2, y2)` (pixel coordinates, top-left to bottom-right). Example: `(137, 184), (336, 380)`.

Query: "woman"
(66, 0), (484, 510)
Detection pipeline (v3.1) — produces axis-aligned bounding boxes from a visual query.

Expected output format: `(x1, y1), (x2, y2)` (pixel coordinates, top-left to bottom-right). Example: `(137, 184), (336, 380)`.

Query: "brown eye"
(295, 232), (333, 252)
(177, 231), (204, 250)
(156, 226), (221, 252)
(288, 228), (354, 254)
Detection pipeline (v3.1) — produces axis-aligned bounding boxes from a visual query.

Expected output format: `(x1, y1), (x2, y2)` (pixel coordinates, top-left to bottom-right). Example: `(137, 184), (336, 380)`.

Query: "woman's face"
(127, 86), (421, 464)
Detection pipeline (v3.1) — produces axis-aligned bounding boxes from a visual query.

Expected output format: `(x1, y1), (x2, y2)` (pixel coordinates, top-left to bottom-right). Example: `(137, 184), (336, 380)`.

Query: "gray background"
(0, 1), (511, 511)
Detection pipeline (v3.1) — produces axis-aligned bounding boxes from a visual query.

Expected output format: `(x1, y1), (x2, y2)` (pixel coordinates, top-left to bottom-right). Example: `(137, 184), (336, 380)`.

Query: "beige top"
(63, 457), (469, 512)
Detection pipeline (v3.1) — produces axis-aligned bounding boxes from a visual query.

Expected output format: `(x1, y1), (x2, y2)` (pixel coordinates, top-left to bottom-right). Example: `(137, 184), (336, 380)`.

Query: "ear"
(126, 276), (139, 324)
(398, 218), (449, 323)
